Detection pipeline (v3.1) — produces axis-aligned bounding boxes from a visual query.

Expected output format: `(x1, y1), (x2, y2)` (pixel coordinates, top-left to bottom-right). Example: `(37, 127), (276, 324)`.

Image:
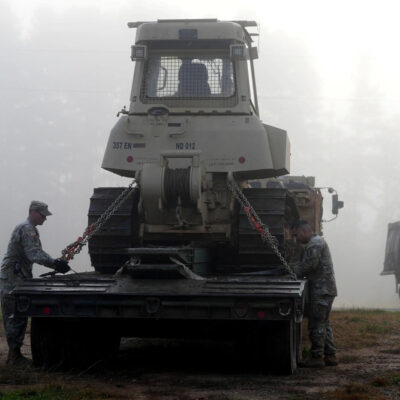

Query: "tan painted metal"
(101, 20), (291, 242)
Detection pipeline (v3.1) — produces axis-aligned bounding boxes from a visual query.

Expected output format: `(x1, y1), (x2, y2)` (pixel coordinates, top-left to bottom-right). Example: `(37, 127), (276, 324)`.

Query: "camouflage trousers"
(307, 296), (336, 358)
(0, 276), (27, 350)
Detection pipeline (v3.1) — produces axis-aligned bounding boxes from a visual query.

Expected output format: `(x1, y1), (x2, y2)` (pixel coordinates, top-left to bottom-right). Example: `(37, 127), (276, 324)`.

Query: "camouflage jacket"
(293, 234), (337, 299)
(1, 220), (54, 279)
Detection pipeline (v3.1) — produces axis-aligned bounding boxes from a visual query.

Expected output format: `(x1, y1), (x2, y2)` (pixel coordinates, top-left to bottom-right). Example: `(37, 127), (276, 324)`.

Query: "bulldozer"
(89, 19), (295, 274)
(11, 19), (343, 374)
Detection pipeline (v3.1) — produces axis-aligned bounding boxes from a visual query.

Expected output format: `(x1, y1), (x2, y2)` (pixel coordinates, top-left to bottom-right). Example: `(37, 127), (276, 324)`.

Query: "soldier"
(291, 220), (338, 368)
(0, 201), (70, 366)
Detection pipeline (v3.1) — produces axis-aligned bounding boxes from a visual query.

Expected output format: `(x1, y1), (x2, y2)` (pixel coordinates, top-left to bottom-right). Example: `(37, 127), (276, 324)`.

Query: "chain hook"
(60, 180), (138, 262)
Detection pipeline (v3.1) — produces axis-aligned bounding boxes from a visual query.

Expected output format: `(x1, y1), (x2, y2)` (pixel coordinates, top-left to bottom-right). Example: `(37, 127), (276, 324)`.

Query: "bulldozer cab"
(102, 19), (290, 182)
(128, 19), (259, 115)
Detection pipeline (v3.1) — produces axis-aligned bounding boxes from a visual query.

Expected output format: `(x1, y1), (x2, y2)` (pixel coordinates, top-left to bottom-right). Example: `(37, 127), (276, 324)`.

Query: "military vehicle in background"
(249, 176), (343, 261)
(382, 221), (400, 295)
(250, 176), (343, 235)
(11, 19), (342, 374)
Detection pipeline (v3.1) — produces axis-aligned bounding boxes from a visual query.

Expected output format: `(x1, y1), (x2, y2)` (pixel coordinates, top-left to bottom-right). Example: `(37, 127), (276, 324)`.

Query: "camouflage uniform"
(0, 220), (54, 350)
(293, 234), (337, 358)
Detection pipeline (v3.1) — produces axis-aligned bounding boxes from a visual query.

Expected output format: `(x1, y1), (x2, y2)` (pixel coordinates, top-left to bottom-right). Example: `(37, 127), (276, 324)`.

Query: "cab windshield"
(141, 55), (235, 102)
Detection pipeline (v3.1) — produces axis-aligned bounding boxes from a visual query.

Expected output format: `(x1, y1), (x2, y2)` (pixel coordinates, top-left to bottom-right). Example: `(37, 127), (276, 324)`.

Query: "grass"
(323, 373), (400, 400)
(359, 322), (392, 335)
(0, 385), (116, 400)
(371, 372), (400, 387)
(298, 310), (400, 400)
(0, 366), (41, 385)
(0, 309), (399, 399)
(324, 384), (388, 400)
(329, 309), (400, 350)
(301, 309), (400, 351)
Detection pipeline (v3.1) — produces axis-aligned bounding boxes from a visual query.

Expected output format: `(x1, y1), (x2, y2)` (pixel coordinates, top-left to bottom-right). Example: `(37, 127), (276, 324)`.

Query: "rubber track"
(88, 187), (138, 274)
(238, 188), (298, 267)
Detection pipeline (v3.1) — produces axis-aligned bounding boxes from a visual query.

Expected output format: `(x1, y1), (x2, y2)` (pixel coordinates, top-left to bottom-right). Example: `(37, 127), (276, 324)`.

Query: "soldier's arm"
(20, 226), (55, 267)
(293, 244), (322, 278)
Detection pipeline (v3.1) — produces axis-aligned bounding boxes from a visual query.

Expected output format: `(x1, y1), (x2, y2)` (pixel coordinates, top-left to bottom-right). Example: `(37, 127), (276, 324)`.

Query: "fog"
(1, 0), (399, 308)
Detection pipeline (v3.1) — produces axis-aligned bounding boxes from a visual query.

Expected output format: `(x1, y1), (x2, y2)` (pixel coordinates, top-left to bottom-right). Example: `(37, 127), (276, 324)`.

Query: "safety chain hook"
(227, 179), (296, 279)
(61, 180), (138, 262)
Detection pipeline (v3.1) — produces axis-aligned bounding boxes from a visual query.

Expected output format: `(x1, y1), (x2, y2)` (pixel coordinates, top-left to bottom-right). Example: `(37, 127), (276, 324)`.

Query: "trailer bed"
(12, 271), (306, 322)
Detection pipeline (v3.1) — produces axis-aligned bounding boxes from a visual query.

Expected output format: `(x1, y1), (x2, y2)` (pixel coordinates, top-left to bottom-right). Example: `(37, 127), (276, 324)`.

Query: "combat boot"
(298, 355), (325, 368)
(6, 348), (31, 367)
(324, 354), (338, 366)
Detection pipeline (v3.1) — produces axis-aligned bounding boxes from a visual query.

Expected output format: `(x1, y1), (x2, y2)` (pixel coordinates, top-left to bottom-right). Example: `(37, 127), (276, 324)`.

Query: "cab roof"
(128, 19), (257, 45)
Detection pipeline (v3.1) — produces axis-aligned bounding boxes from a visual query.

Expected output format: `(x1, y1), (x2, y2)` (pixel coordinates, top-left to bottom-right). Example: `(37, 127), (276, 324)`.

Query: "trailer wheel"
(295, 321), (302, 364)
(31, 318), (120, 370)
(60, 319), (120, 368)
(263, 320), (297, 374)
(237, 320), (297, 374)
(31, 318), (66, 369)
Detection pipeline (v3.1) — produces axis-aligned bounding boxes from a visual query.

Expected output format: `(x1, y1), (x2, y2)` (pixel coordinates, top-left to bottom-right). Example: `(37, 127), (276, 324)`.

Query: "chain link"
(227, 180), (296, 279)
(61, 180), (138, 262)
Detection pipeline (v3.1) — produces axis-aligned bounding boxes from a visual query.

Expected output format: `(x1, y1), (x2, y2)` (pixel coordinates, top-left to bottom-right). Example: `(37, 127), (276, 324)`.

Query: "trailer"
(12, 268), (306, 373)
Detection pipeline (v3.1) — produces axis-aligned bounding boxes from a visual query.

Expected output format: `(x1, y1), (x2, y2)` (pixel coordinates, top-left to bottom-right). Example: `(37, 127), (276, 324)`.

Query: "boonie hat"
(29, 201), (52, 216)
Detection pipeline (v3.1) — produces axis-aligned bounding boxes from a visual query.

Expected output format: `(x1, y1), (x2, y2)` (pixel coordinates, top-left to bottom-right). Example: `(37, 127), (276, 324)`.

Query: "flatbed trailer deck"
(12, 272), (305, 320)
(11, 270), (306, 374)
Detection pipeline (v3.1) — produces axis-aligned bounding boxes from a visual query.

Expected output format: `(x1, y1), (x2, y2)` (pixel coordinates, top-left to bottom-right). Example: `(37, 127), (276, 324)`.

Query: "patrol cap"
(29, 201), (52, 216)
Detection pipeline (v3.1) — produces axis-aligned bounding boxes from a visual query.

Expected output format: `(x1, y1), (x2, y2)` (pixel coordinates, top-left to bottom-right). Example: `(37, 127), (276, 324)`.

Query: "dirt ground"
(0, 310), (399, 400)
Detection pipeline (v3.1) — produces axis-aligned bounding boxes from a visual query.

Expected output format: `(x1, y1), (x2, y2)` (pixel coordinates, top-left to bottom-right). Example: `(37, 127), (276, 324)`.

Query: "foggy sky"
(1, 0), (399, 308)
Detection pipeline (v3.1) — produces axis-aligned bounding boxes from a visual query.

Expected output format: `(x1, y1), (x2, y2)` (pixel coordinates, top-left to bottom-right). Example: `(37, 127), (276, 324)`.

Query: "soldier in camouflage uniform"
(292, 220), (338, 368)
(0, 201), (70, 366)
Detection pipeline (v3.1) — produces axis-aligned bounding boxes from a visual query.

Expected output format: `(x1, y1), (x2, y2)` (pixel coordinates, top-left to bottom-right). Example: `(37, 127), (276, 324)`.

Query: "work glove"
(53, 258), (71, 274)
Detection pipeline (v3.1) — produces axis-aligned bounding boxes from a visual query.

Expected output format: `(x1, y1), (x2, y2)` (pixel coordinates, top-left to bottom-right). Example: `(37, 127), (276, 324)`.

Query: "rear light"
(43, 307), (51, 315)
(257, 310), (265, 319)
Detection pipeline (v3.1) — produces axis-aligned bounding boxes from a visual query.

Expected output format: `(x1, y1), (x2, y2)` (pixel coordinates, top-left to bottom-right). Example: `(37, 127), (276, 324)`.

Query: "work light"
(230, 44), (247, 60)
(131, 45), (148, 61)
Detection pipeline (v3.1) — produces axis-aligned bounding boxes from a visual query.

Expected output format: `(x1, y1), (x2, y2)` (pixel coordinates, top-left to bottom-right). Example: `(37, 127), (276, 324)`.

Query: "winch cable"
(227, 179), (297, 280)
(40, 180), (138, 278)
(164, 167), (191, 206)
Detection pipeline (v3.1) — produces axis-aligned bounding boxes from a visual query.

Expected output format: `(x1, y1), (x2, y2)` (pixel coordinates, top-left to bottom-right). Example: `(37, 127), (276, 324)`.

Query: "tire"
(262, 320), (297, 374)
(62, 320), (120, 368)
(295, 321), (302, 364)
(236, 320), (297, 374)
(31, 318), (66, 369)
(31, 318), (120, 370)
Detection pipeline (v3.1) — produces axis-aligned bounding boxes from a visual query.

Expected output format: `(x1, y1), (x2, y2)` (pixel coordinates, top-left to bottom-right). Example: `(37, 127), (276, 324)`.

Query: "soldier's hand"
(53, 258), (71, 274)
